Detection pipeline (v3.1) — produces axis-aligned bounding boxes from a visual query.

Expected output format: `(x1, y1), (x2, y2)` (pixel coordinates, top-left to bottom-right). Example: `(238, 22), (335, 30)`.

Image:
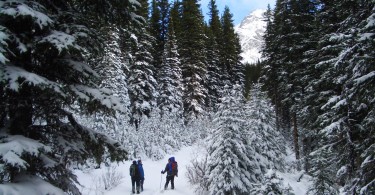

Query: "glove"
(161, 171), (164, 174)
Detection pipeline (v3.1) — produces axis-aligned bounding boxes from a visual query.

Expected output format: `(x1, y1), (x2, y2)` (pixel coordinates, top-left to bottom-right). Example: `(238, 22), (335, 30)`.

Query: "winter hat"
(132, 160), (137, 164)
(138, 160), (142, 164)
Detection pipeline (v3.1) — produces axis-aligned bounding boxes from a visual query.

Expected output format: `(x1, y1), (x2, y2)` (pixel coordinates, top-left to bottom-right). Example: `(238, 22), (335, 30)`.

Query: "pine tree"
(127, 30), (157, 129)
(261, 0), (375, 193)
(261, 4), (284, 133)
(204, 26), (222, 111)
(0, 0), (133, 193)
(246, 84), (286, 172)
(205, 0), (224, 111)
(221, 6), (244, 85)
(207, 0), (223, 49)
(180, 0), (207, 119)
(158, 0), (170, 44)
(90, 26), (130, 138)
(149, 0), (163, 80)
(158, 19), (183, 117)
(170, 0), (183, 46)
(307, 146), (339, 195)
(206, 85), (253, 195)
(127, 0), (158, 129)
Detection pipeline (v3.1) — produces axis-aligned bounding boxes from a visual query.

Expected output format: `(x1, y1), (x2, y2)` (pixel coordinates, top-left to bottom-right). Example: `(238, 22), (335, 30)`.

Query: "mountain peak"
(235, 9), (267, 64)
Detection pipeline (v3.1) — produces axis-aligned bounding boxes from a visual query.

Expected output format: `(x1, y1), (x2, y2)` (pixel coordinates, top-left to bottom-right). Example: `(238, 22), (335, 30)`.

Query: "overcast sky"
(199, 0), (276, 25)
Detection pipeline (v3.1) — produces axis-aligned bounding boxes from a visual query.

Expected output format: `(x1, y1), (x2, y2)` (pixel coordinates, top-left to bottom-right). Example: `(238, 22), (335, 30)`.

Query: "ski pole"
(160, 172), (162, 190)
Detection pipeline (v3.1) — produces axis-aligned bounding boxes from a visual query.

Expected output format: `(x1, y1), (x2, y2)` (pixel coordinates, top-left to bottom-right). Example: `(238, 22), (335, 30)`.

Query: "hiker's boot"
(164, 185), (167, 190)
(132, 186), (135, 193)
(137, 191), (140, 194)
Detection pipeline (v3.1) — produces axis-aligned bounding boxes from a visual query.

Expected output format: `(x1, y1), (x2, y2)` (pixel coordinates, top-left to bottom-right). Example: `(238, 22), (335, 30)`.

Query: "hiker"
(161, 157), (178, 190)
(138, 159), (145, 192)
(130, 160), (141, 194)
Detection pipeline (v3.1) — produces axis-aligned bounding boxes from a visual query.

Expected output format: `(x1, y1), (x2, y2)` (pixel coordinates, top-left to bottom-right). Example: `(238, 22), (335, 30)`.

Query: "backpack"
(130, 164), (138, 177)
(171, 161), (178, 176)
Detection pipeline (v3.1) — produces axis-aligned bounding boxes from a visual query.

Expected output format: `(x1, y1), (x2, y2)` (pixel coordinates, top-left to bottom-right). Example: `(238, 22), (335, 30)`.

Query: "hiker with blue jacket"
(130, 160), (141, 194)
(137, 160), (145, 192)
(161, 157), (178, 190)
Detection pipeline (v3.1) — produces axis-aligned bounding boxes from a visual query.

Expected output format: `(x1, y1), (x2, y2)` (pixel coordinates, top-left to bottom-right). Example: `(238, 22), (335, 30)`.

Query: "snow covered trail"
(76, 146), (198, 195)
(76, 144), (311, 195)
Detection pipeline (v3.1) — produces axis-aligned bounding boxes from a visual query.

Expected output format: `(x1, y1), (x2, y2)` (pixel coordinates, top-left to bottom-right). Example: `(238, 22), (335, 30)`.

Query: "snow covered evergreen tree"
(307, 146), (339, 195)
(205, 0), (224, 111)
(204, 27), (222, 111)
(262, 0), (375, 193)
(0, 0), (135, 193)
(206, 84), (253, 195)
(180, 0), (208, 120)
(127, 31), (158, 129)
(246, 84), (286, 173)
(250, 170), (294, 195)
(127, 1), (158, 129)
(85, 27), (131, 138)
(158, 20), (184, 117)
(221, 6), (244, 85)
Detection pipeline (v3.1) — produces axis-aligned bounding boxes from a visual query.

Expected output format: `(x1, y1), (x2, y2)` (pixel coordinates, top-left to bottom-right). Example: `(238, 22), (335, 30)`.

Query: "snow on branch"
(0, 1), (53, 29)
(0, 132), (51, 169)
(0, 175), (64, 195)
(39, 31), (82, 54)
(354, 71), (375, 85)
(1, 65), (64, 96)
(69, 85), (125, 112)
(63, 59), (100, 78)
(0, 25), (9, 64)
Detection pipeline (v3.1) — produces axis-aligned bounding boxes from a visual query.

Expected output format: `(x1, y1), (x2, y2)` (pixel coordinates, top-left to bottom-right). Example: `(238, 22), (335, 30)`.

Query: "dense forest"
(0, 0), (243, 194)
(0, 0), (374, 194)
(261, 0), (375, 194)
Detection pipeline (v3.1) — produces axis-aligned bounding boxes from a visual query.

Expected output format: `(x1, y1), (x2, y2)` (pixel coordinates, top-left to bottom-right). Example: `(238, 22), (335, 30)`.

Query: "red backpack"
(171, 161), (178, 176)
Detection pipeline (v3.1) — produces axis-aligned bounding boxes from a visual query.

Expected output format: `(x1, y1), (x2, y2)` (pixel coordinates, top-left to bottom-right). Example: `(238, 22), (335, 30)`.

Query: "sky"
(199, 0), (276, 25)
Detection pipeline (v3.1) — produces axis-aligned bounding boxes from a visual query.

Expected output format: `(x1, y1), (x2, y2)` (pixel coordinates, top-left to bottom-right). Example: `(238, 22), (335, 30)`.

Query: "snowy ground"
(75, 145), (312, 195)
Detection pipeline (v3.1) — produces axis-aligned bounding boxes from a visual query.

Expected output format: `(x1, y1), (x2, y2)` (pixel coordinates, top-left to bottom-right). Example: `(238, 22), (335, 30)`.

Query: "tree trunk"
(292, 112), (300, 161)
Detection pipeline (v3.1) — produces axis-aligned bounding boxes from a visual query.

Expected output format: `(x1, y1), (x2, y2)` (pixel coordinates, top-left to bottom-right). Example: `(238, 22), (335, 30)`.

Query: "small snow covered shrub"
(186, 154), (210, 194)
(100, 165), (124, 191)
(250, 170), (295, 195)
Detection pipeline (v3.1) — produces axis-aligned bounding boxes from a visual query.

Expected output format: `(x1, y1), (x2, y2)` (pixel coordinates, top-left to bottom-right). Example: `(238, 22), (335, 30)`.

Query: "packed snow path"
(76, 145), (311, 195)
(76, 146), (197, 195)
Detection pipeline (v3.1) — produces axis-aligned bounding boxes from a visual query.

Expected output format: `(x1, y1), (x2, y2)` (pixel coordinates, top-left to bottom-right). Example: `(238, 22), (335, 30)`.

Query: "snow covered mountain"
(235, 9), (267, 64)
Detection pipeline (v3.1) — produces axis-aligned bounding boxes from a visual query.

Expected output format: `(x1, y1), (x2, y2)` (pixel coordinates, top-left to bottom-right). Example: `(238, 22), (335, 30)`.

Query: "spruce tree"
(221, 6), (244, 85)
(127, 0), (158, 129)
(204, 26), (222, 111)
(170, 0), (183, 46)
(206, 85), (253, 195)
(180, 0), (207, 119)
(208, 0), (223, 50)
(149, 0), (163, 80)
(261, 0), (375, 194)
(205, 0), (224, 110)
(246, 84), (286, 172)
(158, 19), (184, 117)
(0, 0), (133, 193)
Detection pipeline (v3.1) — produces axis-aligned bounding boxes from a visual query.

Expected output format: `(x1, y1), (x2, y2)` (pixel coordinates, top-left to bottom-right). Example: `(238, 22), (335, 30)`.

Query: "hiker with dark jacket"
(137, 160), (145, 191)
(130, 160), (141, 194)
(161, 157), (178, 190)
